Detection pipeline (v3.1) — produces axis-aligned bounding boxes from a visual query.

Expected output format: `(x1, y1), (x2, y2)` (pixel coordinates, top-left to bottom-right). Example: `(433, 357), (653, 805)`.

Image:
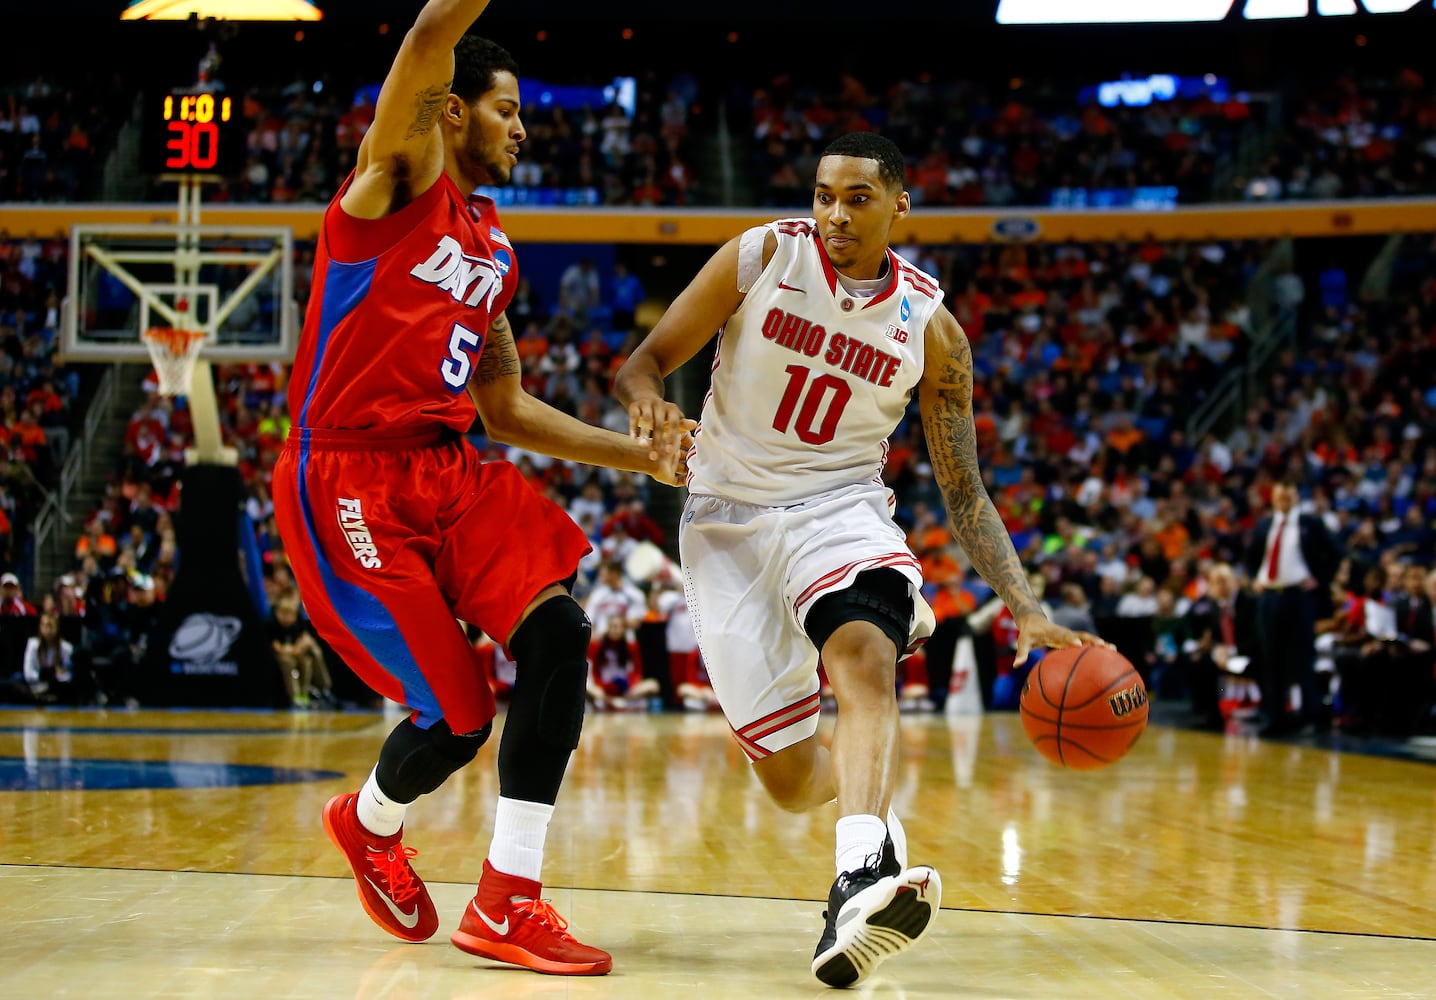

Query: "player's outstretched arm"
(342, 0), (496, 220)
(918, 306), (1108, 664)
(468, 312), (694, 485)
(613, 235), (750, 459)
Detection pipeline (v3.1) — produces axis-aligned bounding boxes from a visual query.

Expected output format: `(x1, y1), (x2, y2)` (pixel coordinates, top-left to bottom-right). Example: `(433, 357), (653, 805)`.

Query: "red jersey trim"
(860, 250), (903, 310)
(737, 692), (822, 739)
(896, 261), (939, 300)
(792, 553), (923, 621)
(813, 232), (840, 296)
(810, 231), (910, 310)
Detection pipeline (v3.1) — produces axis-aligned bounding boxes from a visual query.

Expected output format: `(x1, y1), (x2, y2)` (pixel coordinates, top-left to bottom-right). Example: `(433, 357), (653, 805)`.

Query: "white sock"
(886, 806), (908, 870)
(488, 797), (554, 885)
(835, 813), (887, 877)
(356, 766), (408, 838)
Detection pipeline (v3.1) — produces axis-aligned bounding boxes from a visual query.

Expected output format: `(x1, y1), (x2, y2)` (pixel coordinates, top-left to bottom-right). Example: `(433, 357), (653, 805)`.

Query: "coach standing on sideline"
(1245, 481), (1340, 736)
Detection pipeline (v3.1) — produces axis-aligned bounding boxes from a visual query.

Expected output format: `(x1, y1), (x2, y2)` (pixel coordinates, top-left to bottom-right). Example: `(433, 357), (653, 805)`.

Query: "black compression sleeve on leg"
(374, 717), (491, 803)
(804, 567), (913, 656)
(499, 595), (592, 804)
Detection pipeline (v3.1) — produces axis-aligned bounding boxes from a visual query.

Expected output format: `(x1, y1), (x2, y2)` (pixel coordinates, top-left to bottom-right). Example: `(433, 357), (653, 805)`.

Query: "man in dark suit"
(1185, 562), (1259, 730)
(1378, 563), (1435, 736)
(1243, 481), (1341, 735)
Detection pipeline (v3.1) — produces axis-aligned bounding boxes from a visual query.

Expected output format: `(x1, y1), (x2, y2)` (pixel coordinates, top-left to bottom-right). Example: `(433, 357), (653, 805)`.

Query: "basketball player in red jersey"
(271, 0), (689, 977)
(616, 133), (1107, 986)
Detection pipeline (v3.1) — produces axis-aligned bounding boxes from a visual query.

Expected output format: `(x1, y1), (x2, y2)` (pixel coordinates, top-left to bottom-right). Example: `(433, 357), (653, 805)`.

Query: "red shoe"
(322, 793), (438, 942)
(451, 860), (612, 975)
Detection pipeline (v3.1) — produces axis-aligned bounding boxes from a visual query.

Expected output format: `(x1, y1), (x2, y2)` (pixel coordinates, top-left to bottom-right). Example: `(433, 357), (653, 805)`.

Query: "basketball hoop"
(141, 327), (208, 396)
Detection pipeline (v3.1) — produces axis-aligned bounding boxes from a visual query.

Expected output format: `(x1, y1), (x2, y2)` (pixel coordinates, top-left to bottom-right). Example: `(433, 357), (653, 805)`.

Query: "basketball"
(1019, 646), (1148, 770)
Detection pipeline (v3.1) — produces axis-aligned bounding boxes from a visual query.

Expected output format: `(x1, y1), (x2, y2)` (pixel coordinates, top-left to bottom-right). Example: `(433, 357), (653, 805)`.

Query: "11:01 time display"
(161, 93), (234, 171)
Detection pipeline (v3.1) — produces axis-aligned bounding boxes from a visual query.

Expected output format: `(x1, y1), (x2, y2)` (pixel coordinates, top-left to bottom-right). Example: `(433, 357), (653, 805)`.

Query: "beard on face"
(463, 127), (513, 188)
(481, 151), (512, 187)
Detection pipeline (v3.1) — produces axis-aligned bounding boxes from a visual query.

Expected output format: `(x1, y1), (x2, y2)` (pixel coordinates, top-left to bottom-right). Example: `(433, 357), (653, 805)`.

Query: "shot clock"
(141, 90), (245, 175)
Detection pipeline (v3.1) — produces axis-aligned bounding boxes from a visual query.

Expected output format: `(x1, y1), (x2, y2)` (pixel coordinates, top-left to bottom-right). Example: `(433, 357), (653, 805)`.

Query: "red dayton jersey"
(289, 171), (518, 434)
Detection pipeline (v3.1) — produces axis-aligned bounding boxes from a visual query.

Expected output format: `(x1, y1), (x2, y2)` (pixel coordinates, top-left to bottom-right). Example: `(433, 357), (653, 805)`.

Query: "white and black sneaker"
(810, 858), (941, 988)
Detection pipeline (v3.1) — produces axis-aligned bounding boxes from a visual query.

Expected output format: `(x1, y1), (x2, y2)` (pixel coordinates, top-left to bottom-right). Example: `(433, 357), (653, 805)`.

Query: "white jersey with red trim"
(686, 218), (943, 506)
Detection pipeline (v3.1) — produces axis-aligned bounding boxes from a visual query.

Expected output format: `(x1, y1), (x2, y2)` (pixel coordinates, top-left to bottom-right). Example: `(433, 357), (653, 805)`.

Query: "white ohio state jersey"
(687, 219), (943, 506)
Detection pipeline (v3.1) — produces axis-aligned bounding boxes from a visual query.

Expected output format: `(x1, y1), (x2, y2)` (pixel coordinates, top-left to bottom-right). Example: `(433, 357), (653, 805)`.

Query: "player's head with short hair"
(812, 132), (910, 277)
(819, 133), (906, 193)
(445, 34), (524, 187)
(452, 35), (520, 104)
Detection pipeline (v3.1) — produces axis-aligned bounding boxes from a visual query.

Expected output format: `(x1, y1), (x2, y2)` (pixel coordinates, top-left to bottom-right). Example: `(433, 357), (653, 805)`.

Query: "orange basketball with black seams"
(1019, 645), (1148, 770)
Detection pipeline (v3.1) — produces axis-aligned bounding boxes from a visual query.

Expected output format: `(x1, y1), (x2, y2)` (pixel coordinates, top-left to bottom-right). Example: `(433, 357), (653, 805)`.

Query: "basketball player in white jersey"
(615, 133), (1107, 987)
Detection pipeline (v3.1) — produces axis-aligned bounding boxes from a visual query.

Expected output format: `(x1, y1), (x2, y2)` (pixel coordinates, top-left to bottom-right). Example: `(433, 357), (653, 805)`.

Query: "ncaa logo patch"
(492, 248), (513, 276)
(900, 296), (911, 323)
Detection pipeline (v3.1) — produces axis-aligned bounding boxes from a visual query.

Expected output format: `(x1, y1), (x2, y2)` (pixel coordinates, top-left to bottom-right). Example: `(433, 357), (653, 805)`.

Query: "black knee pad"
(376, 717), (491, 802)
(508, 595), (592, 751)
(804, 567), (913, 657)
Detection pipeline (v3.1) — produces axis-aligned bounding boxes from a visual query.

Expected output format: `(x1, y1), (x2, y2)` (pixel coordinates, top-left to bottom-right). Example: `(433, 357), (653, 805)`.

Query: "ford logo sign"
(990, 217), (1041, 241)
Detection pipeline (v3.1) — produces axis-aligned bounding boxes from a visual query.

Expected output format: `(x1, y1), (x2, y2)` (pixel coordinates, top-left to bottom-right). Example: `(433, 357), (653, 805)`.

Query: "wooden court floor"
(3, 705), (1435, 999)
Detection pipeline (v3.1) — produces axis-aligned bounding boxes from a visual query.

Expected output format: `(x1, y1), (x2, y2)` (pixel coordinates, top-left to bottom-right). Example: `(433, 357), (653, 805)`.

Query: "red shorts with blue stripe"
(272, 428), (591, 734)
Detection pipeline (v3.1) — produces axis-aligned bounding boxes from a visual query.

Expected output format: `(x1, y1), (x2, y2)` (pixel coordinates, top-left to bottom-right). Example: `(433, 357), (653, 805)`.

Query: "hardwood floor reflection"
(3, 706), (1435, 998)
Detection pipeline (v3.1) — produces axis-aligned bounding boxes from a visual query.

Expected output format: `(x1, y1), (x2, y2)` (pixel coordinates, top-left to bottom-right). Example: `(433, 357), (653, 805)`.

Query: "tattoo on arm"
(404, 81), (451, 140)
(473, 313), (522, 386)
(925, 328), (1044, 621)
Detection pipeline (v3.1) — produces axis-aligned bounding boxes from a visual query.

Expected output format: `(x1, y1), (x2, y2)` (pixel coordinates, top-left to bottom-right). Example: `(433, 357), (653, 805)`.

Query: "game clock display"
(142, 91), (245, 175)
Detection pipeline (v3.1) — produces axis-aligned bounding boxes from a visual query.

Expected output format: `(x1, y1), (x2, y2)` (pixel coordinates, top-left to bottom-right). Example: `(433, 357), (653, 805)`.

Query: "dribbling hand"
(1013, 614), (1114, 668)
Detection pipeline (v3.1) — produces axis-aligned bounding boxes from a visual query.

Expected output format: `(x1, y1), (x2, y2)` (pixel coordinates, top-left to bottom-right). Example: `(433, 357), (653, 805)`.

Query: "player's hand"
(1013, 613), (1113, 667)
(628, 397), (689, 462)
(645, 419), (696, 488)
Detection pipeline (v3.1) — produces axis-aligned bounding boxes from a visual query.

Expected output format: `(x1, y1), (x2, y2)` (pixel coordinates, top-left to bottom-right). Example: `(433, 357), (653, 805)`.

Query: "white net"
(141, 327), (207, 397)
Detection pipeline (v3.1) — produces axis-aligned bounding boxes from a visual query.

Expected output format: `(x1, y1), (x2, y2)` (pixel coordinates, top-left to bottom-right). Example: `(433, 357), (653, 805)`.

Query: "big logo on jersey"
(410, 235), (504, 310)
(761, 307), (904, 387)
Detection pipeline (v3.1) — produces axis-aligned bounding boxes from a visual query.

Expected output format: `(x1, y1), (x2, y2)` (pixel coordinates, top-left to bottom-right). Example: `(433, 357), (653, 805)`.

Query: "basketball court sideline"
(3, 708), (1435, 998)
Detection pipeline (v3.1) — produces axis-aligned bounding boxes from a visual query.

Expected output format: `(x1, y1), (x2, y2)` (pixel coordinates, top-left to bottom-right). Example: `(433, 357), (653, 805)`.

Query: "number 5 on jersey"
(441, 322), (485, 390)
(772, 364), (852, 445)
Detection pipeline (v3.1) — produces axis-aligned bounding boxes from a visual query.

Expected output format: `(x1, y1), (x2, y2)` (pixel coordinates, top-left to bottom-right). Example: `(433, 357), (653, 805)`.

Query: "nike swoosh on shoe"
(363, 874), (421, 929)
(473, 901), (509, 936)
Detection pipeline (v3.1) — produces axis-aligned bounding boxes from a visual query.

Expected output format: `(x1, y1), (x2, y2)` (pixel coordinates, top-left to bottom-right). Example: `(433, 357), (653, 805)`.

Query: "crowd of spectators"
(888, 232), (1436, 739)
(3, 70), (1434, 734)
(1238, 67), (1436, 202)
(748, 66), (1436, 209)
(13, 229), (1415, 738)
(0, 233), (85, 584)
(11, 55), (1436, 211)
(0, 76), (126, 203)
(748, 75), (1241, 208)
(195, 62), (702, 208)
(2, 225), (1432, 735)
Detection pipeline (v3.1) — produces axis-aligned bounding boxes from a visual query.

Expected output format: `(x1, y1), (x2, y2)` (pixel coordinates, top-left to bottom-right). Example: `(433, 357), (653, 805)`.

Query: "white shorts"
(679, 482), (936, 761)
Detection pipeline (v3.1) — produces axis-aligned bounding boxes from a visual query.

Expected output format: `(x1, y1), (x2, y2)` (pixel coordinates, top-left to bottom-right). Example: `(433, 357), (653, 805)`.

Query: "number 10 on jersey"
(772, 365), (852, 445)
